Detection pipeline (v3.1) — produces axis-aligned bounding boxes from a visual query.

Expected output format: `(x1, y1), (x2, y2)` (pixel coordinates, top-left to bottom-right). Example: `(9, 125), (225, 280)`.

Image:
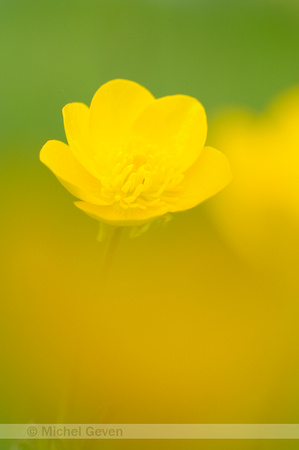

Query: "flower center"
(99, 144), (184, 210)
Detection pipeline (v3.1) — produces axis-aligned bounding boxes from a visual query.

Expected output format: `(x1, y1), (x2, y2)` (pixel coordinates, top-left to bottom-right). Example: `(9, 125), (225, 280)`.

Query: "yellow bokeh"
(208, 85), (299, 292)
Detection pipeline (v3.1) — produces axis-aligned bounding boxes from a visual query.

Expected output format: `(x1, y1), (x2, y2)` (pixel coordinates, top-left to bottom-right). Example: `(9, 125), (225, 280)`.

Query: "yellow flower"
(208, 85), (299, 287)
(40, 79), (231, 227)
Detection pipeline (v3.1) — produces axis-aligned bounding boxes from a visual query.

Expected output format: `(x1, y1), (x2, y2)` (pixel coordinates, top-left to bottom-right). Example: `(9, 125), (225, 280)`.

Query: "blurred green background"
(1, 0), (299, 449)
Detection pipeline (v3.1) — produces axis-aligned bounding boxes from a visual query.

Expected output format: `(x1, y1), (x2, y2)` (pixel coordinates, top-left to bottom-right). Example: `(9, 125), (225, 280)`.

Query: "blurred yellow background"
(0, 0), (299, 449)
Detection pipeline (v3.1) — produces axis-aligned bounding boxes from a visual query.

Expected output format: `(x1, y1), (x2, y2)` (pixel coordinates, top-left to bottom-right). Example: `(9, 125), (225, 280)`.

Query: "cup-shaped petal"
(89, 79), (155, 165)
(130, 95), (207, 171)
(165, 146), (232, 212)
(62, 102), (101, 179)
(40, 140), (106, 205)
(74, 201), (169, 226)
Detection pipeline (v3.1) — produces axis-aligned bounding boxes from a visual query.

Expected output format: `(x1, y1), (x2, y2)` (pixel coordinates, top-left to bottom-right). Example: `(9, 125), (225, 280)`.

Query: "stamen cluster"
(99, 144), (184, 210)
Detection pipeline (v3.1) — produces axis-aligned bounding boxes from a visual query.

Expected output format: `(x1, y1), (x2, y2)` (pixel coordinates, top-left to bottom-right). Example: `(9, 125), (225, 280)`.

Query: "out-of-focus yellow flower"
(209, 86), (299, 285)
(40, 79), (231, 227)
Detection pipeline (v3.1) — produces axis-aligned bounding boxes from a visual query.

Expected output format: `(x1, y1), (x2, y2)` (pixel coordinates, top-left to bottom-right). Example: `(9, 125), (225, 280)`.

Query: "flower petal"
(74, 201), (169, 226)
(40, 140), (107, 205)
(130, 95), (207, 171)
(165, 146), (232, 212)
(89, 79), (155, 162)
(62, 102), (101, 178)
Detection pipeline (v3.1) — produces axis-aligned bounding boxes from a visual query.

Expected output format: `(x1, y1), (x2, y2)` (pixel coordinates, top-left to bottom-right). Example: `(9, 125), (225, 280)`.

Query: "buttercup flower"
(40, 79), (231, 228)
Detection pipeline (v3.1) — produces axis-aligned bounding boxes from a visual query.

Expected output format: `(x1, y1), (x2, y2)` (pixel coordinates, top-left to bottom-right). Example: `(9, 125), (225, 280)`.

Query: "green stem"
(101, 227), (123, 283)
